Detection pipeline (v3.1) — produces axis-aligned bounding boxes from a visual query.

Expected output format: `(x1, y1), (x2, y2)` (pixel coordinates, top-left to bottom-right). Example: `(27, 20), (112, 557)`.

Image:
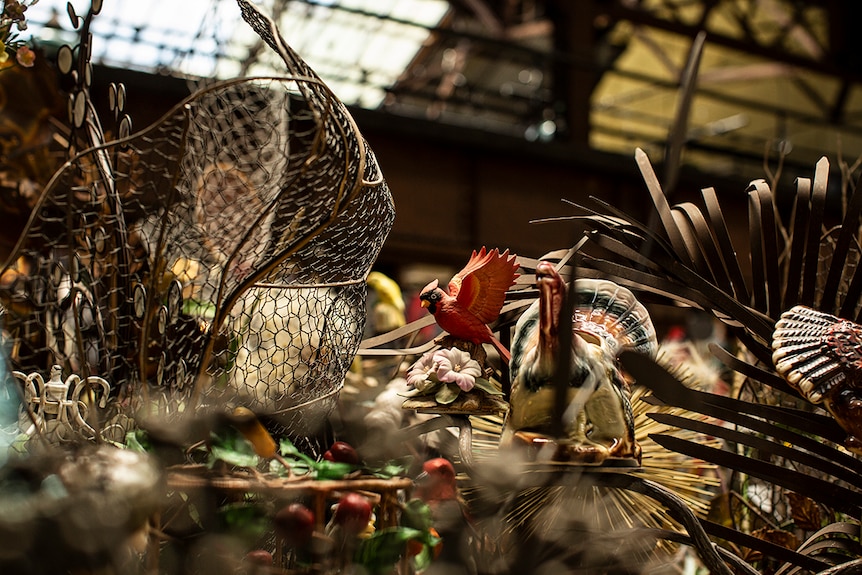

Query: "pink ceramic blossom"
(434, 348), (481, 391)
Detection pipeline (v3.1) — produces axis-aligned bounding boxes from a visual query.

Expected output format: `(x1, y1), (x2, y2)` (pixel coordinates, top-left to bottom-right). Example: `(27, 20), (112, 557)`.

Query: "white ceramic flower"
(406, 351), (438, 392)
(434, 347), (482, 392)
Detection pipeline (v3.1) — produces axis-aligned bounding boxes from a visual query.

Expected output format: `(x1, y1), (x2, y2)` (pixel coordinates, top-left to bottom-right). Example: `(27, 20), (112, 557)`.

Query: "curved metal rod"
(816, 558), (862, 575)
(397, 413), (475, 467)
(454, 416), (474, 468)
(590, 472), (739, 575)
(650, 527), (759, 575)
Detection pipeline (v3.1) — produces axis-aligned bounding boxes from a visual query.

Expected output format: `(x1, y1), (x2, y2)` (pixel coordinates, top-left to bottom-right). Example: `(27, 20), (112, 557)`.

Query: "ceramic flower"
(433, 347), (482, 392)
(406, 351), (438, 391)
(15, 45), (33, 67)
(403, 347), (500, 405)
(0, 1), (36, 68)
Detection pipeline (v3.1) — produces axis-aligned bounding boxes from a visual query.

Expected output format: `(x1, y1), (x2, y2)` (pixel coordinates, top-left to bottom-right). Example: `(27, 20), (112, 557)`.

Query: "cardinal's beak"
(420, 300), (430, 309)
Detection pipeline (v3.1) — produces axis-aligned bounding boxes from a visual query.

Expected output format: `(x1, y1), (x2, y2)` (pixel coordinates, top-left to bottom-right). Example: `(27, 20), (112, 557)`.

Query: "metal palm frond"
(549, 148), (862, 572)
(574, 152), (862, 362)
(621, 351), (862, 573)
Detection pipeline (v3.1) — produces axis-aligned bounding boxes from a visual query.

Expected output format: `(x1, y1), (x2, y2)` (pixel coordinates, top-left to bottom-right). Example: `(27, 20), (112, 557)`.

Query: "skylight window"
(23, 0), (450, 108)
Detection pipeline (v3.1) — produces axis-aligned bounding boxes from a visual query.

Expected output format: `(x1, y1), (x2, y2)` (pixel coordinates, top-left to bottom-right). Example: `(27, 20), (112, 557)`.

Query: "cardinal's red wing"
(449, 247), (519, 324)
(447, 248), (486, 298)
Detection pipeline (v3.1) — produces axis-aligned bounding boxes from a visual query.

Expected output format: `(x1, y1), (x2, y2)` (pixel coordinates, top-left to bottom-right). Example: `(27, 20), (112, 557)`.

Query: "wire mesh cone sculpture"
(0, 1), (394, 441)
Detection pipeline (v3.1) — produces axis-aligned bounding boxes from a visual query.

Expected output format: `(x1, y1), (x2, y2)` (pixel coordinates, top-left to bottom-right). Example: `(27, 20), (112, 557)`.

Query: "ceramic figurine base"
(509, 430), (642, 467)
(401, 392), (509, 416)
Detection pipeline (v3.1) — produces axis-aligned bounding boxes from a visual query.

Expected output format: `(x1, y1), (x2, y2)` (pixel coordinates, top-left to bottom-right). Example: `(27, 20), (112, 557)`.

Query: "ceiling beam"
(457, 0), (505, 36)
(608, 0), (862, 83)
(545, 0), (607, 145)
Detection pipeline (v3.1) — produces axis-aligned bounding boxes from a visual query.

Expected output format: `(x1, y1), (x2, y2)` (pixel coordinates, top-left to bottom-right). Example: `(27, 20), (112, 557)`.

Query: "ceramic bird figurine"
(415, 458), (461, 510)
(772, 305), (862, 454)
(419, 247), (519, 363)
(414, 457), (475, 572)
(501, 262), (657, 464)
(366, 271), (406, 334)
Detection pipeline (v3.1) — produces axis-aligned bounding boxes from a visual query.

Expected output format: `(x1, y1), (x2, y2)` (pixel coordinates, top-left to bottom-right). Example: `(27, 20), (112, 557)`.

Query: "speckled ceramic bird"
(419, 247), (519, 363)
(772, 305), (862, 454)
(501, 262), (657, 464)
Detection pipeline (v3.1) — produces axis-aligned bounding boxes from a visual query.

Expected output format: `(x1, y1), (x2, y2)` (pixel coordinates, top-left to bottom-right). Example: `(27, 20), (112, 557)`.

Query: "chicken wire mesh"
(0, 0), (394, 442)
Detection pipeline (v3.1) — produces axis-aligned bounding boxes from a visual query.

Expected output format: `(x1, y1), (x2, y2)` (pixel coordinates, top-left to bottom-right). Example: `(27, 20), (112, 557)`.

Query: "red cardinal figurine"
(419, 247), (519, 362)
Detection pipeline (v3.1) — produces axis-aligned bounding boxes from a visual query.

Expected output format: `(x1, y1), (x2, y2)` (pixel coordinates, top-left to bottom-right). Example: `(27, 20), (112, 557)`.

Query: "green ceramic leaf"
(314, 460), (356, 480)
(355, 527), (423, 574)
(435, 383), (460, 404)
(401, 498), (433, 531)
(472, 377), (503, 395)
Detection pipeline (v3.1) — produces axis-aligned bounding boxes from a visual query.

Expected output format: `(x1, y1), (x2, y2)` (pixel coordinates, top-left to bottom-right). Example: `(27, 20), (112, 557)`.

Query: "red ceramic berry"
(244, 549), (273, 566)
(323, 441), (360, 465)
(273, 502), (315, 548)
(332, 492), (372, 534)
